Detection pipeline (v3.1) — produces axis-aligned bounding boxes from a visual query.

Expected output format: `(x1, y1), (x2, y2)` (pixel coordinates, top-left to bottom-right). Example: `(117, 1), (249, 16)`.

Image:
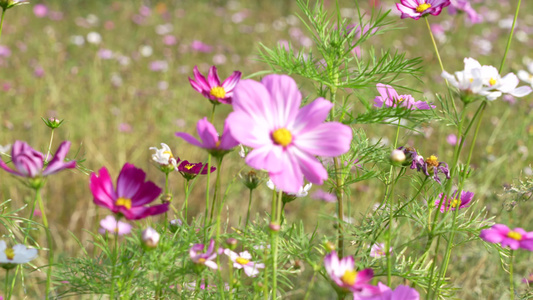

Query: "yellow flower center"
(216, 140), (221, 148)
(416, 3), (431, 13)
(198, 258), (206, 264)
(341, 270), (358, 286)
(4, 248), (14, 260)
(507, 231), (522, 241)
(469, 78), (474, 83)
(450, 198), (461, 208)
(184, 164), (194, 170)
(116, 197), (132, 210)
(396, 97), (405, 103)
(236, 257), (250, 265)
(426, 155), (439, 167)
(272, 128), (293, 147)
(210, 86), (226, 99)
(489, 78), (497, 86)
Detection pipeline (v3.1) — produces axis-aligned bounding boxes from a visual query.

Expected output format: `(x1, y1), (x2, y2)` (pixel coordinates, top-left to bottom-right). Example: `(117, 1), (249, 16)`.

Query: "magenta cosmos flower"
(224, 249), (265, 277)
(176, 160), (216, 180)
(374, 84), (434, 110)
(480, 224), (533, 251)
(355, 282), (420, 300)
(396, 0), (451, 20)
(324, 251), (379, 296)
(189, 66), (242, 104)
(90, 163), (168, 220)
(435, 190), (474, 212)
(0, 140), (76, 179)
(176, 117), (239, 157)
(227, 75), (353, 193)
(190, 239), (218, 270)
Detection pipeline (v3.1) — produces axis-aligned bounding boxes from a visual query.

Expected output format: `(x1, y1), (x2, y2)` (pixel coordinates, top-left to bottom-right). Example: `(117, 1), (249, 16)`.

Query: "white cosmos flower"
(0, 240), (37, 269)
(517, 62), (533, 87)
(149, 143), (177, 167)
(441, 58), (483, 94)
(0, 144), (11, 155)
(224, 249), (265, 277)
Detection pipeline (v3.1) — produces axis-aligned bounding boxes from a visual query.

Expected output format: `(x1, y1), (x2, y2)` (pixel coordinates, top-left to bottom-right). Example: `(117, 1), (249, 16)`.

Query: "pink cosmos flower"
(99, 215), (132, 236)
(189, 66), (242, 104)
(312, 189), (337, 203)
(176, 117), (239, 157)
(435, 190), (474, 212)
(0, 141), (76, 178)
(356, 282), (420, 300)
(396, 0), (451, 20)
(374, 84), (435, 110)
(448, 0), (482, 24)
(33, 4), (48, 18)
(191, 40), (213, 53)
(370, 243), (391, 258)
(90, 163), (168, 220)
(480, 224), (533, 251)
(224, 249), (265, 277)
(190, 239), (218, 270)
(324, 251), (379, 296)
(227, 75), (353, 193)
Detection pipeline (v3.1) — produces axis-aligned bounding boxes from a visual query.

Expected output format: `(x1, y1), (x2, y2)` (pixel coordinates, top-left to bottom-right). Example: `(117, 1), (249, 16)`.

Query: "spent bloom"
(396, 0), (451, 20)
(99, 215), (132, 236)
(176, 118), (239, 157)
(374, 84), (434, 110)
(480, 224), (533, 251)
(412, 154), (450, 184)
(224, 249), (265, 277)
(90, 163), (168, 220)
(357, 282), (420, 300)
(0, 240), (37, 270)
(150, 143), (179, 170)
(189, 65), (241, 104)
(142, 227), (160, 249)
(0, 140), (76, 181)
(435, 190), (474, 212)
(176, 160), (216, 180)
(324, 251), (378, 296)
(227, 74), (353, 193)
(190, 239), (218, 270)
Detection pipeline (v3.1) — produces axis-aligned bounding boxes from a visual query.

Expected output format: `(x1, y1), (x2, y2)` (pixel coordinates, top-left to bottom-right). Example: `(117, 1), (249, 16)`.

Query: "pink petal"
(221, 71), (242, 92)
(292, 148), (328, 185)
(90, 167), (116, 210)
(268, 151), (303, 193)
(232, 79), (276, 126)
(292, 98), (333, 134)
(42, 141), (76, 176)
(225, 112), (271, 148)
(261, 74), (301, 128)
(192, 66), (210, 91)
(122, 203), (169, 220)
(245, 145), (284, 173)
(175, 132), (205, 148)
(207, 66), (221, 87)
(294, 122), (352, 157)
(116, 163), (145, 199)
(196, 118), (219, 149)
(130, 181), (161, 206)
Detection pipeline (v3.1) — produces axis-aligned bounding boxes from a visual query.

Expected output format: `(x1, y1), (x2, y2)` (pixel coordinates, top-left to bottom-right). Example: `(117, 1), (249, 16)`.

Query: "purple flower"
(90, 163), (168, 220)
(0, 46), (11, 58)
(448, 0), (482, 24)
(99, 215), (132, 236)
(190, 239), (218, 270)
(33, 3), (48, 17)
(224, 249), (265, 277)
(480, 224), (533, 251)
(435, 190), (474, 212)
(324, 251), (379, 296)
(176, 160), (216, 180)
(0, 141), (76, 178)
(422, 155), (450, 184)
(374, 84), (434, 110)
(189, 66), (242, 104)
(312, 189), (337, 203)
(176, 117), (239, 157)
(98, 49), (113, 60)
(227, 75), (353, 193)
(356, 282), (420, 300)
(396, 0), (451, 20)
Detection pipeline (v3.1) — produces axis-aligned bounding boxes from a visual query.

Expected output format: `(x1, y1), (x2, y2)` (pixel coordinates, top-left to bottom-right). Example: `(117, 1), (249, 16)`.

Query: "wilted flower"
(374, 84), (434, 110)
(188, 66), (241, 104)
(227, 74), (352, 193)
(149, 143), (179, 171)
(142, 227), (160, 249)
(396, 0), (451, 20)
(190, 239), (218, 270)
(176, 118), (239, 157)
(324, 251), (379, 296)
(480, 224), (533, 251)
(176, 160), (216, 180)
(239, 170), (263, 190)
(0, 141), (76, 184)
(90, 163), (168, 220)
(99, 215), (132, 236)
(435, 190), (474, 212)
(390, 149), (406, 164)
(421, 155), (450, 184)
(0, 240), (37, 270)
(224, 249), (265, 277)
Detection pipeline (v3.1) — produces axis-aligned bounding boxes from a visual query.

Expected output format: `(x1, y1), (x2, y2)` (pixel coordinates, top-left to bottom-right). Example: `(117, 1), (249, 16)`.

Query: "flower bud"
(142, 227), (160, 250)
(41, 117), (64, 129)
(324, 241), (336, 252)
(225, 238), (238, 250)
(390, 149), (406, 164)
(269, 222), (280, 232)
(239, 170), (262, 190)
(168, 219), (182, 233)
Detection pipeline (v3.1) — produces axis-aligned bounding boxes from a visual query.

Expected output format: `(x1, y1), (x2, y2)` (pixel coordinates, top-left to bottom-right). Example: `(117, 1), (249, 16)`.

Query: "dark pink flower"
(176, 160), (215, 180)
(189, 65), (241, 104)
(176, 117), (239, 157)
(0, 141), (76, 178)
(480, 224), (533, 251)
(396, 0), (451, 20)
(355, 282), (420, 300)
(33, 4), (48, 18)
(227, 75), (353, 193)
(90, 163), (168, 220)
(374, 84), (435, 110)
(435, 190), (474, 212)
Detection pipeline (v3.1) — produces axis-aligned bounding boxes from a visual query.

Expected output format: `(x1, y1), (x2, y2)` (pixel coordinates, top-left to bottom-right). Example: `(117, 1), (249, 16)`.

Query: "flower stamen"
(272, 128), (293, 147)
(236, 257), (250, 265)
(4, 248), (14, 260)
(341, 270), (358, 286)
(210, 86), (226, 99)
(416, 3), (431, 13)
(116, 197), (132, 210)
(507, 231), (522, 241)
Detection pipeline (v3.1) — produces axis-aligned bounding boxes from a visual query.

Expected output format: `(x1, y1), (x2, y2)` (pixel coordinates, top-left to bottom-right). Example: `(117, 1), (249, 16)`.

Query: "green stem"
(45, 129), (55, 162)
(37, 189), (53, 299)
(271, 189), (282, 299)
(184, 180), (190, 222)
(213, 158), (225, 248)
(109, 231), (119, 299)
(228, 259), (234, 300)
(0, 9), (6, 42)
(203, 155), (212, 240)
(209, 158), (223, 224)
(210, 103), (217, 123)
(303, 269), (317, 300)
(244, 188), (253, 235)
(334, 156), (345, 258)
(164, 172), (170, 227)
(24, 189), (40, 243)
(499, 0), (521, 74)
(509, 250), (515, 300)
(5, 269), (10, 300)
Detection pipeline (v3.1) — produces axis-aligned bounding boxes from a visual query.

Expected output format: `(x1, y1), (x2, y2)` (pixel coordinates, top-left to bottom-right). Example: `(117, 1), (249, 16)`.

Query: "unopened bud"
(269, 222), (280, 232)
(225, 238), (238, 250)
(142, 227), (160, 250)
(390, 149), (406, 164)
(41, 117), (64, 129)
(324, 241), (336, 252)
(240, 170), (262, 190)
(169, 219), (182, 233)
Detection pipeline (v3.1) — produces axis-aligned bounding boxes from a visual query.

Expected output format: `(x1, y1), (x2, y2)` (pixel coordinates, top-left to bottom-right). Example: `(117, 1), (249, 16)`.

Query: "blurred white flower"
(140, 45), (153, 57)
(70, 35), (85, 46)
(0, 144), (11, 155)
(86, 32), (102, 44)
(0, 240), (37, 269)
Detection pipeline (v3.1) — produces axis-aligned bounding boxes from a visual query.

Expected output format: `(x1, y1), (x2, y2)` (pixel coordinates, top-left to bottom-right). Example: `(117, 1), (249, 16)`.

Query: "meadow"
(1, 0), (533, 299)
